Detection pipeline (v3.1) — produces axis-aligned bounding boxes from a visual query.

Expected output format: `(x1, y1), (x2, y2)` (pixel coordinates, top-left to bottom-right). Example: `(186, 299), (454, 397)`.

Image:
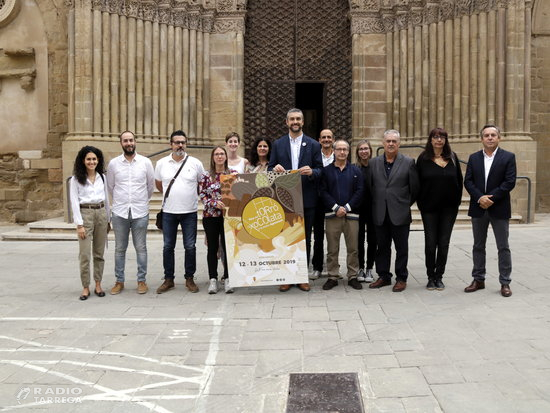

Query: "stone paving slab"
(0, 216), (550, 412)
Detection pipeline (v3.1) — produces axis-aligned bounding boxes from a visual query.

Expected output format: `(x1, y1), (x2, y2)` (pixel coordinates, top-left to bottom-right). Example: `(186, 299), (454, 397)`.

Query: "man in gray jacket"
(368, 129), (419, 292)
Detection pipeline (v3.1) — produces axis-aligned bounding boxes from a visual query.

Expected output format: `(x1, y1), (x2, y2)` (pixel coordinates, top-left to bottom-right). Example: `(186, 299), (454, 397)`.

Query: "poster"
(220, 171), (308, 287)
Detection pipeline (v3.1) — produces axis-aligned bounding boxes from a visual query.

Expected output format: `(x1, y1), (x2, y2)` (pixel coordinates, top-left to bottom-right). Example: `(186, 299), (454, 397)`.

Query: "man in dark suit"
(464, 124), (516, 297)
(268, 108), (323, 292)
(368, 129), (419, 292)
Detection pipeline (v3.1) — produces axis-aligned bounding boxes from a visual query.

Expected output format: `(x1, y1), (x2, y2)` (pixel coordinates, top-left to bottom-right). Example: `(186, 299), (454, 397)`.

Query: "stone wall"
(0, 151), (63, 222)
(531, 0), (550, 211)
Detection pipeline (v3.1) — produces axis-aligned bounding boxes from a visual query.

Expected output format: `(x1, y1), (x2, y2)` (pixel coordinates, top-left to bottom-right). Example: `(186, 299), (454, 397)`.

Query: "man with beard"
(107, 131), (155, 294)
(310, 129), (335, 280)
(154, 130), (205, 294)
(269, 108), (323, 292)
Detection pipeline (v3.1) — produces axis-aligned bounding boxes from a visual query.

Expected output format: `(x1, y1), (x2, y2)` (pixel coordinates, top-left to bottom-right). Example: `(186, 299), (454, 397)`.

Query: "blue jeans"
(112, 211), (149, 283)
(162, 212), (197, 279)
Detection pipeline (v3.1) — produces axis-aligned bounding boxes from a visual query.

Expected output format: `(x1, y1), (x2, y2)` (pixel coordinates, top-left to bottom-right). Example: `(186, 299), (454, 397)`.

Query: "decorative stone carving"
(0, 0), (21, 28)
(213, 16), (244, 33)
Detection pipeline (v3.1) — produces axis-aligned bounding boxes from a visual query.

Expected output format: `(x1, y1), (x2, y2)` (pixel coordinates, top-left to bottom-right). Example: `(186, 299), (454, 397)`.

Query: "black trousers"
(202, 216), (228, 279)
(375, 214), (410, 281)
(421, 207), (458, 279)
(311, 204), (325, 272)
(358, 208), (377, 271)
(304, 207), (316, 269)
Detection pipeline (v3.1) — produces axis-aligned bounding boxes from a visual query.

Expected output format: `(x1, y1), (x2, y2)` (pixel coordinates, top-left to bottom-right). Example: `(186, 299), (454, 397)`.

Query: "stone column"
(142, 19), (151, 135)
(460, 15), (470, 135)
(174, 27), (183, 131)
(203, 30), (211, 143)
(189, 26), (197, 140)
(470, 14), (478, 133)
(101, 11), (110, 133)
(182, 28), (190, 134)
(196, 31), (204, 142)
(152, 20), (160, 136)
(167, 24), (175, 134)
(92, 8), (101, 135)
(73, 0), (93, 134)
(127, 17), (136, 132)
(119, 15), (128, 131)
(478, 12), (488, 126)
(159, 23), (168, 136)
(110, 13), (120, 134)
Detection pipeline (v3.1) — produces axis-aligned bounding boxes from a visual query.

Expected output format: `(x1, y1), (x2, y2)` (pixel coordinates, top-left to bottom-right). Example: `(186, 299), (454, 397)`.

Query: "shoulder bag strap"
(161, 156), (189, 207)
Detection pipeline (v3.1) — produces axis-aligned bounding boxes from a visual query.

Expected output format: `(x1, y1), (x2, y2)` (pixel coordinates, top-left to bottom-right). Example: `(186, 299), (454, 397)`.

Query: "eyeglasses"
(172, 141), (187, 145)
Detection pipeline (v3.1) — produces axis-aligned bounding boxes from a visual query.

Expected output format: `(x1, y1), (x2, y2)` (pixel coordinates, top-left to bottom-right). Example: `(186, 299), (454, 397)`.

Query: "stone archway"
(243, 0), (352, 146)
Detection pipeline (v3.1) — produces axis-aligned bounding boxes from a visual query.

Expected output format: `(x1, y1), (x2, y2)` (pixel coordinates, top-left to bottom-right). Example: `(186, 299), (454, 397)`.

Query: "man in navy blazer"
(464, 124), (516, 297)
(268, 108), (323, 292)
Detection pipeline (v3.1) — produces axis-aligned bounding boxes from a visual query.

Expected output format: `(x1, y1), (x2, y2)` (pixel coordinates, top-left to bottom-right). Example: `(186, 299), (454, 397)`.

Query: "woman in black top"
(355, 139), (377, 283)
(416, 128), (463, 290)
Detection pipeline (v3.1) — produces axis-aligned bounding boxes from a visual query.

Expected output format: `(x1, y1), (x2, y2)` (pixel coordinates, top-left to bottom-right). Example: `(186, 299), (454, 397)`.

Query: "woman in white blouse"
(69, 146), (110, 301)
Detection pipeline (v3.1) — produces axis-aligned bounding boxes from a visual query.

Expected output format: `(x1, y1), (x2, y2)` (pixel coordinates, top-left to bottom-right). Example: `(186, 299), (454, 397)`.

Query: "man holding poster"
(269, 108), (323, 292)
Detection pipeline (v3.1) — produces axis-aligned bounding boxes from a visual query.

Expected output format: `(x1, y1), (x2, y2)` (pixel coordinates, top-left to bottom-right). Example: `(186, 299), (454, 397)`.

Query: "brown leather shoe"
(464, 280), (485, 293)
(297, 283), (310, 292)
(156, 279), (175, 294)
(185, 278), (199, 293)
(279, 284), (292, 292)
(137, 281), (148, 294)
(500, 284), (512, 297)
(369, 278), (391, 289)
(392, 280), (407, 292)
(110, 282), (124, 295)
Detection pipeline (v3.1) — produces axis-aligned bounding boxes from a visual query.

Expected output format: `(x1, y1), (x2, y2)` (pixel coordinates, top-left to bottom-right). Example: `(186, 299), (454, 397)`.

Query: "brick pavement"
(0, 216), (549, 412)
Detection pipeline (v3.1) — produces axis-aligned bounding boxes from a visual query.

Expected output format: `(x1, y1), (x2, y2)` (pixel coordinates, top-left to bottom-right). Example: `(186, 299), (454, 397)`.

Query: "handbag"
(156, 156), (189, 230)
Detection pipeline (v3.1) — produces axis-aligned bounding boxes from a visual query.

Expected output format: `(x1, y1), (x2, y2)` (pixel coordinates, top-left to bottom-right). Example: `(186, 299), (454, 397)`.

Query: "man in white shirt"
(311, 129), (335, 280)
(107, 131), (155, 295)
(155, 130), (205, 294)
(464, 124), (517, 297)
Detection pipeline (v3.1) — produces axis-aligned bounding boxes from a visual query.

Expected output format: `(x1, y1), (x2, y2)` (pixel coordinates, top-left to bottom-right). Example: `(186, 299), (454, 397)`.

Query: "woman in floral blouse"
(199, 146), (236, 294)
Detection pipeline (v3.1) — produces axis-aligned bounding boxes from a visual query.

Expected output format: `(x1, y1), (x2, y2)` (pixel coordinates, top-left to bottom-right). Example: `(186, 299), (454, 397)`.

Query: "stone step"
(1, 212), (522, 241)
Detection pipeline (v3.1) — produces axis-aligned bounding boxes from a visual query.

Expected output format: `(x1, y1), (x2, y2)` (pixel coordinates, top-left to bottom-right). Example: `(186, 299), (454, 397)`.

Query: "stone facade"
(0, 0), (547, 222)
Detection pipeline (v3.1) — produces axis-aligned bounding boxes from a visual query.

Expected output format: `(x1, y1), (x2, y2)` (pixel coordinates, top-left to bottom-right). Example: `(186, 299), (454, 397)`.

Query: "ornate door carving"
(244, 0), (352, 146)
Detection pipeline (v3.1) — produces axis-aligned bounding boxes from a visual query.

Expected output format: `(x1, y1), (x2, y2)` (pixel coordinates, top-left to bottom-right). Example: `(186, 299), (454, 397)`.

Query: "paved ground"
(0, 215), (549, 412)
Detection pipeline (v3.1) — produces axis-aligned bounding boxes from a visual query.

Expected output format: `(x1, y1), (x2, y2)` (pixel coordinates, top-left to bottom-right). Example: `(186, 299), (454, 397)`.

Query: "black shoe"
(426, 279), (436, 290)
(322, 279), (338, 290)
(434, 279), (445, 290)
(94, 289), (106, 297)
(348, 278), (363, 290)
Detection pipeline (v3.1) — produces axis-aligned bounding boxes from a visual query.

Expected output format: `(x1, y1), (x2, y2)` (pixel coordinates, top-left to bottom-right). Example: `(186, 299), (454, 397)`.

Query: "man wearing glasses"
(154, 130), (205, 294)
(319, 139), (364, 290)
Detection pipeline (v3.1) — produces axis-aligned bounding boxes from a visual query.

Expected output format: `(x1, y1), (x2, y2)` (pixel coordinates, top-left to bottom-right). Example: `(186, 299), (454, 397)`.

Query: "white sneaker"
(309, 270), (322, 280)
(357, 268), (366, 282)
(208, 279), (218, 294)
(224, 278), (234, 294)
(364, 269), (374, 283)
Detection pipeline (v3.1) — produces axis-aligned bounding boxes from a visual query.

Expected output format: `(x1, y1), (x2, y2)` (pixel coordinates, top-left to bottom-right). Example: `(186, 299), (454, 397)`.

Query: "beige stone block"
(48, 168), (63, 182)
(18, 150), (43, 159)
(210, 34), (237, 54)
(0, 189), (25, 201)
(211, 67), (234, 82)
(211, 55), (233, 67)
(364, 67), (386, 82)
(353, 34), (386, 55)
(30, 158), (62, 169)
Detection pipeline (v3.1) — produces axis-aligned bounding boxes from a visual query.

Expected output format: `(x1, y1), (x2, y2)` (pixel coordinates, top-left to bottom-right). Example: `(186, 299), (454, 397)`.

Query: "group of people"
(70, 107), (517, 301)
